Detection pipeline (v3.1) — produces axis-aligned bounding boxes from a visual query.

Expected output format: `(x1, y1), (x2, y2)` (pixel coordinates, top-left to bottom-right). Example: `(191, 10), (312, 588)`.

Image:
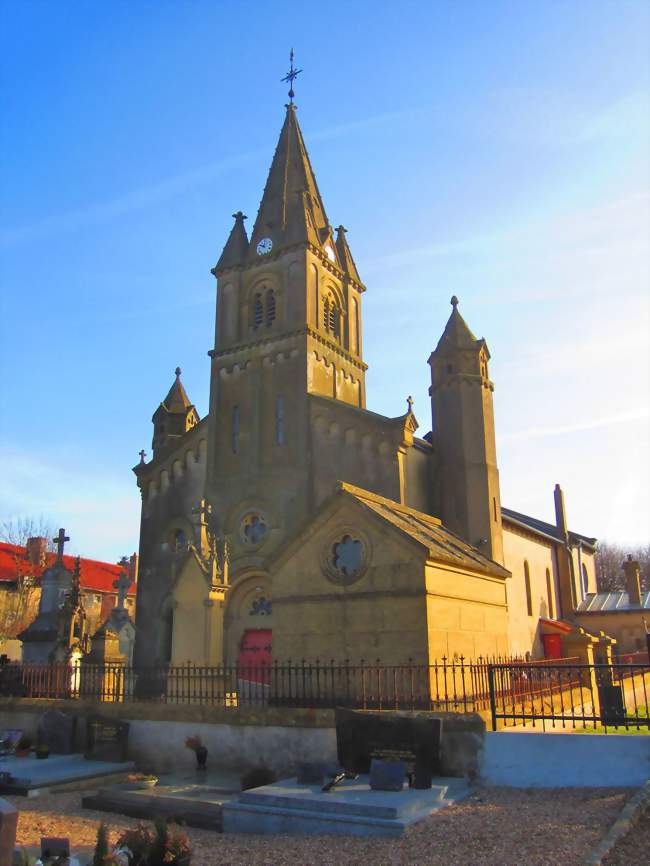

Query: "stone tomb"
(222, 775), (471, 837)
(0, 754), (135, 797)
(222, 709), (465, 837)
(335, 708), (442, 787)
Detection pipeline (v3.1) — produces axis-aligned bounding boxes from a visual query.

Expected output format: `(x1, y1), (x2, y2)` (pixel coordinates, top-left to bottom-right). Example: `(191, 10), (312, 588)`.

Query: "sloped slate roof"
(340, 483), (510, 579)
(501, 506), (597, 549)
(0, 542), (135, 595)
(575, 590), (650, 612)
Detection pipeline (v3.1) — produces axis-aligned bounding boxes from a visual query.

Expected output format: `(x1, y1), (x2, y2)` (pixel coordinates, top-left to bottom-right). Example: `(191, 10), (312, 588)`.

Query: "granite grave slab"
(222, 774), (472, 837)
(0, 754), (135, 796)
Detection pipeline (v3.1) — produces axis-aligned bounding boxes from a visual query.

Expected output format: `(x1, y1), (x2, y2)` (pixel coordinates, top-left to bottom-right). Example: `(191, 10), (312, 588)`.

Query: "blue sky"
(1, 0), (648, 562)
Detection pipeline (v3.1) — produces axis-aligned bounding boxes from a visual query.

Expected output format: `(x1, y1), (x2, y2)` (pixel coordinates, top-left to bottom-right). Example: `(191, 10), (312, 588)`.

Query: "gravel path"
(602, 804), (650, 866)
(8, 787), (634, 866)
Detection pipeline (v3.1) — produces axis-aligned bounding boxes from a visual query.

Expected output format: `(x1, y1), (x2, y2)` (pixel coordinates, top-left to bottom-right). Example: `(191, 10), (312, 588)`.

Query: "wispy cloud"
(500, 408), (650, 444)
(0, 448), (140, 561)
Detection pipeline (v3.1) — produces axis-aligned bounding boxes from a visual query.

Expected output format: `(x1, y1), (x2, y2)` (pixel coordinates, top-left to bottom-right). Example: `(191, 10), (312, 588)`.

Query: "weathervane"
(281, 48), (302, 103)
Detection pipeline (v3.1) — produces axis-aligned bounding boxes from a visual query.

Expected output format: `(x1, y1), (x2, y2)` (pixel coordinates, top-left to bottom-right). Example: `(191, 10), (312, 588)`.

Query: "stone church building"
(132, 104), (612, 671)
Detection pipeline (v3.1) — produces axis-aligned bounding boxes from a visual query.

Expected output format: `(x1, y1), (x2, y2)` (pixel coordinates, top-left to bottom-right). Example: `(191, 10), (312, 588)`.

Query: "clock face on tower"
(325, 244), (336, 262)
(256, 237), (273, 256)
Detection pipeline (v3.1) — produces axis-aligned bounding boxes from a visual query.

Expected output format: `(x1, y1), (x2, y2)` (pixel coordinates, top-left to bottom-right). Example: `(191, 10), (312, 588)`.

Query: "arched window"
(252, 294), (263, 329)
(276, 395), (285, 445)
(266, 290), (276, 326)
(581, 563), (589, 597)
(322, 292), (340, 340)
(524, 560), (533, 617)
(352, 297), (359, 353)
(311, 264), (319, 328)
(546, 568), (554, 619)
(232, 405), (240, 454)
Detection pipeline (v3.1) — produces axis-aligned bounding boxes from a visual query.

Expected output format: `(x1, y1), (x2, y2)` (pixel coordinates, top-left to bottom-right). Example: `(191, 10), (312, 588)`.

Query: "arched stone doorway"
(224, 572), (273, 668)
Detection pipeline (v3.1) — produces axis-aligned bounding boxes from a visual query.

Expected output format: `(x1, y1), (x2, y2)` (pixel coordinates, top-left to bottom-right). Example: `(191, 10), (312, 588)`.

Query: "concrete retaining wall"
(0, 699), (483, 778)
(480, 732), (650, 787)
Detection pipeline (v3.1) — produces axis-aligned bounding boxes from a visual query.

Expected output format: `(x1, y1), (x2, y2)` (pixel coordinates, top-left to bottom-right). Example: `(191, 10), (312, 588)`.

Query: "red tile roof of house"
(0, 542), (136, 595)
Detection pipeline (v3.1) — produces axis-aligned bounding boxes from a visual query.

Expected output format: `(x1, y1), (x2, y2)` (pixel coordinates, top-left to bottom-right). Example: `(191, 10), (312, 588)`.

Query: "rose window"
(332, 535), (364, 579)
(241, 513), (268, 546)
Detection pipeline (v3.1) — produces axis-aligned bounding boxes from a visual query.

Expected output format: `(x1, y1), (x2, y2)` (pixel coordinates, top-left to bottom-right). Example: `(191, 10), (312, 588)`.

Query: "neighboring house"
(0, 538), (137, 660)
(574, 555), (649, 657)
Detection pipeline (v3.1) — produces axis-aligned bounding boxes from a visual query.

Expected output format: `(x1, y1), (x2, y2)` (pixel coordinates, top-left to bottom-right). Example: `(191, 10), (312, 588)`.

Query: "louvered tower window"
(253, 294), (263, 328)
(322, 297), (330, 331)
(328, 304), (338, 337)
(266, 290), (276, 326)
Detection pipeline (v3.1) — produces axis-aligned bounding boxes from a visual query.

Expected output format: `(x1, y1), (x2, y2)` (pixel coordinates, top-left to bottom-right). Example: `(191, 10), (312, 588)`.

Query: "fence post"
(488, 664), (497, 731)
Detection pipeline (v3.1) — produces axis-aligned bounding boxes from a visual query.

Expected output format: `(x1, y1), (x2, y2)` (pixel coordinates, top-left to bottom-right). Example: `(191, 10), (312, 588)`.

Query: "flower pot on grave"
(15, 749), (30, 758)
(195, 746), (208, 769)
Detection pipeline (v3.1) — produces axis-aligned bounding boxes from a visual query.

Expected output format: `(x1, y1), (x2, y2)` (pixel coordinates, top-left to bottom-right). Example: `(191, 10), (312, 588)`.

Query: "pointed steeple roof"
(162, 367), (193, 413)
(335, 225), (364, 288)
(213, 211), (249, 274)
(433, 296), (486, 355)
(248, 105), (331, 258)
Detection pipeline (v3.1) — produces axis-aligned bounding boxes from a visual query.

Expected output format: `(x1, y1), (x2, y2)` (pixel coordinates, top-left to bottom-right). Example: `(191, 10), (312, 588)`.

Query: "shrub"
(114, 822), (154, 866)
(92, 822), (109, 866)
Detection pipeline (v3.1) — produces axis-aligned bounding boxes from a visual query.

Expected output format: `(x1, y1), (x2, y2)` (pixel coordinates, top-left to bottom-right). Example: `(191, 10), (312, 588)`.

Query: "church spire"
(247, 105), (332, 260)
(434, 295), (483, 353)
(213, 211), (249, 275)
(151, 367), (200, 457)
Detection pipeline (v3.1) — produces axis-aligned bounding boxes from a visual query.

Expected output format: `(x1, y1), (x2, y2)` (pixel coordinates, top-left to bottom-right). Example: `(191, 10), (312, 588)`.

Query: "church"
(132, 99), (614, 672)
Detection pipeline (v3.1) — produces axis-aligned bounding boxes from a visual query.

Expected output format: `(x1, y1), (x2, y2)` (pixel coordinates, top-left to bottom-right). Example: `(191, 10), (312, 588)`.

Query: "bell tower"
(429, 297), (504, 564)
(205, 97), (367, 556)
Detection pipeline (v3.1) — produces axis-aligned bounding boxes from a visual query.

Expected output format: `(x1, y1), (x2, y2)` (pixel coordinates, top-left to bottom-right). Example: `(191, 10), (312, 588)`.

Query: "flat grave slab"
(82, 768), (241, 831)
(222, 774), (472, 837)
(0, 753), (135, 796)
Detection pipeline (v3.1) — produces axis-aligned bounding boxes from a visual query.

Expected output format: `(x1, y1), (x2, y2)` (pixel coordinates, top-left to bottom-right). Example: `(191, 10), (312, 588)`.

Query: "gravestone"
(369, 758), (406, 791)
(37, 709), (77, 754)
(85, 715), (129, 763)
(335, 708), (442, 783)
(0, 798), (18, 866)
(41, 836), (70, 859)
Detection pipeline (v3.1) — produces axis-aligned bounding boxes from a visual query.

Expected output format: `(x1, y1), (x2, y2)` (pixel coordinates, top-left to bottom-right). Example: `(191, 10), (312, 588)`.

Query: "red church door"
(237, 629), (272, 688)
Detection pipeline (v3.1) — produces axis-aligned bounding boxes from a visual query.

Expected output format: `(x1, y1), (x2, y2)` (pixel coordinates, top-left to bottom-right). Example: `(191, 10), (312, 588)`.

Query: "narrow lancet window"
(524, 561), (533, 617)
(266, 290), (276, 326)
(232, 405), (240, 454)
(276, 395), (285, 444)
(253, 294), (263, 329)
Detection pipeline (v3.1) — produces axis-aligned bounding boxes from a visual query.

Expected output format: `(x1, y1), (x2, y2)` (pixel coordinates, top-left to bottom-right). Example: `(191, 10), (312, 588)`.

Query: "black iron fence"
(488, 662), (649, 731)
(1, 658), (648, 731)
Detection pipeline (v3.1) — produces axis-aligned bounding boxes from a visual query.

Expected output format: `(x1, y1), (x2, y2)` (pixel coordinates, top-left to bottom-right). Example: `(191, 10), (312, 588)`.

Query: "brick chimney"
(622, 555), (642, 606)
(554, 484), (568, 542)
(25, 536), (47, 568)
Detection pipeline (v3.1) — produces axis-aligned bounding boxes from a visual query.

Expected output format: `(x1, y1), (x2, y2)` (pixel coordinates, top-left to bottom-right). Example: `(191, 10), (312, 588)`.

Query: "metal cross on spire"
(281, 48), (302, 103)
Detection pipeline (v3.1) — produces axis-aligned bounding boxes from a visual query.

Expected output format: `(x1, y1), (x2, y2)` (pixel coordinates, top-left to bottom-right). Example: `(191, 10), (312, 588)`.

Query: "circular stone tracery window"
(321, 529), (369, 585)
(240, 512), (269, 547)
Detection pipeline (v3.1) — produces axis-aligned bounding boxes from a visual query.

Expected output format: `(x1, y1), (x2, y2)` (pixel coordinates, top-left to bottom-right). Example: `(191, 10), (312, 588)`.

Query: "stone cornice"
(209, 325), (367, 373)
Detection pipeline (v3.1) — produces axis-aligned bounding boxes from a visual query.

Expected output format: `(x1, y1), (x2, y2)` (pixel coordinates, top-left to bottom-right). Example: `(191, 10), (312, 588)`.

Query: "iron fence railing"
(488, 662), (650, 731)
(1, 659), (647, 731)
